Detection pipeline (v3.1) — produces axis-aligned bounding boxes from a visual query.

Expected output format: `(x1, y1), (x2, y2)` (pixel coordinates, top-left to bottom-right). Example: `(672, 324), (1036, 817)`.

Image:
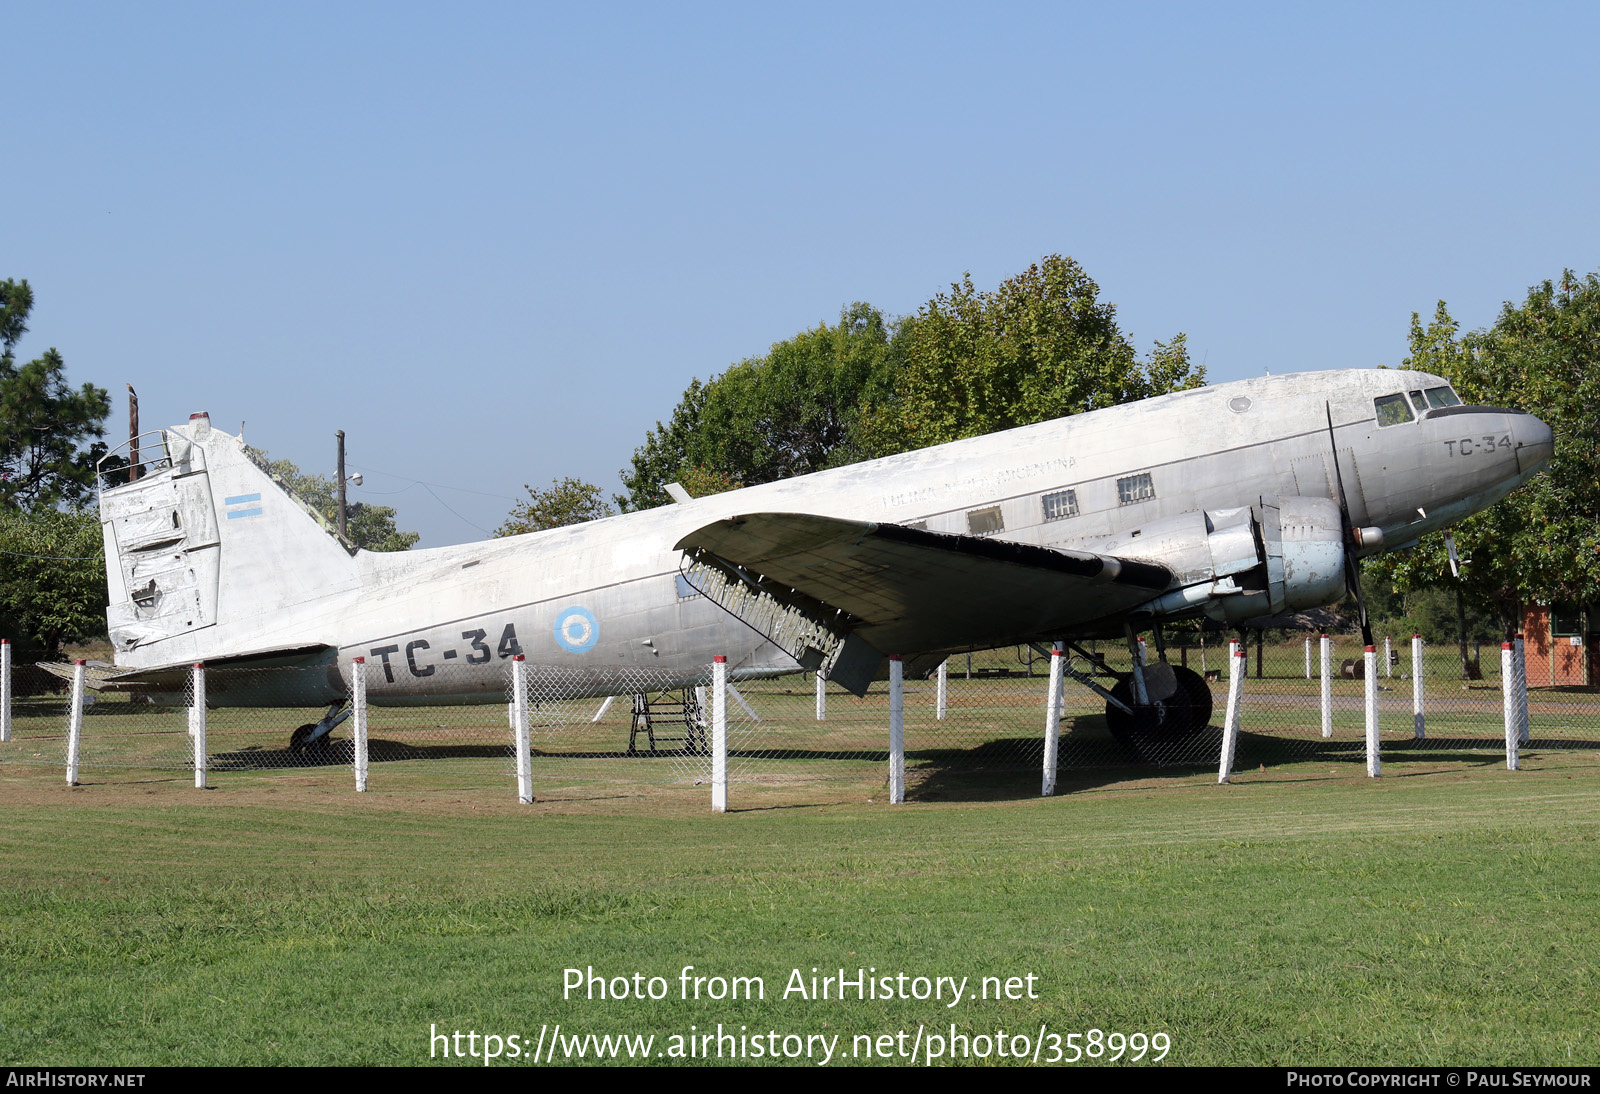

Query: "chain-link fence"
(3, 633), (1596, 807)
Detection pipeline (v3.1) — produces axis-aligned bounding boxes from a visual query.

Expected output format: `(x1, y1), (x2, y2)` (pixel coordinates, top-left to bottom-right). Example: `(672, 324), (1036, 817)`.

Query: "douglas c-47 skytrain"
(69, 369), (1552, 753)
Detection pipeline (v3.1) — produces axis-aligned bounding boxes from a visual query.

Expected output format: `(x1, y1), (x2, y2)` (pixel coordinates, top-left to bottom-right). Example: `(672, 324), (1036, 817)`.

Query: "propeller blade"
(1326, 403), (1375, 647)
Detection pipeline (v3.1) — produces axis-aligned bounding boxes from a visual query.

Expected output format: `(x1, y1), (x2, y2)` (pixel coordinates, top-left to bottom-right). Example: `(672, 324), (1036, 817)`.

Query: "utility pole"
(336, 430), (347, 543)
(128, 385), (140, 482)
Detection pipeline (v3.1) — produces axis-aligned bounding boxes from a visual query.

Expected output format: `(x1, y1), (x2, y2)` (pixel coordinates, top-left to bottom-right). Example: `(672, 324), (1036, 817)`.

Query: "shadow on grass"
(904, 721), (1600, 804)
(209, 737), (898, 771)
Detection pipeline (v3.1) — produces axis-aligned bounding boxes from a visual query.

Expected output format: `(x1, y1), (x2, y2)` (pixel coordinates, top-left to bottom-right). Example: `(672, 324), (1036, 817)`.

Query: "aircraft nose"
(1516, 412), (1554, 475)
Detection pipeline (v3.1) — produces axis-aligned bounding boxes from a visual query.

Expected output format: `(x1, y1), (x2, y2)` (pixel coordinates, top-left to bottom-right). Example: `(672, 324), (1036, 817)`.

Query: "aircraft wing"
(675, 513), (1172, 686)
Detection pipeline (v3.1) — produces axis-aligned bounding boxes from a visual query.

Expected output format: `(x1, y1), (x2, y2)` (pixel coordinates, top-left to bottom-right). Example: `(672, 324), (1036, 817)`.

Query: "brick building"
(1520, 603), (1596, 687)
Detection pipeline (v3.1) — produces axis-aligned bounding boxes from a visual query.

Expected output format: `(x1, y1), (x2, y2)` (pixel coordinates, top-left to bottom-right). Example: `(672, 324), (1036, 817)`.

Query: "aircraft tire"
(1171, 665), (1214, 730)
(288, 723), (318, 754)
(1104, 672), (1200, 762)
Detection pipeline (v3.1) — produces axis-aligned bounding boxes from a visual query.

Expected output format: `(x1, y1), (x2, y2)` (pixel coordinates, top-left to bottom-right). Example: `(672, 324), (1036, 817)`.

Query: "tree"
(616, 304), (902, 511)
(675, 464), (742, 500)
(618, 378), (710, 512)
(854, 256), (1203, 456)
(1381, 272), (1600, 634)
(0, 279), (112, 510)
(256, 453), (420, 551)
(0, 508), (106, 661)
(497, 478), (614, 536)
(691, 302), (903, 483)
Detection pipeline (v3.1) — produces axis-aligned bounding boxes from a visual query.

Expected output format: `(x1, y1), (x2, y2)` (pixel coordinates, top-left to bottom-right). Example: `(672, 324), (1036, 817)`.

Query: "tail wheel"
(288, 723), (318, 753)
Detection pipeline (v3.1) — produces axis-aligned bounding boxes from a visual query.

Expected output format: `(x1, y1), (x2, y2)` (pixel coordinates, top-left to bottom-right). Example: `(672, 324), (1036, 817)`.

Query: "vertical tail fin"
(99, 414), (360, 667)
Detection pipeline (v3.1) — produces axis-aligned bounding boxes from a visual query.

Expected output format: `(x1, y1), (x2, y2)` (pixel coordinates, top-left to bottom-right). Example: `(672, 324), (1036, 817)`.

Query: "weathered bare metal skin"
(91, 369), (1552, 706)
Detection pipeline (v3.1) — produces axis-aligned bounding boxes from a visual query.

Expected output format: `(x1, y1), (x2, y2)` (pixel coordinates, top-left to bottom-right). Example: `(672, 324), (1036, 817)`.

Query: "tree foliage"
(618, 378), (710, 513)
(0, 508), (106, 661)
(1381, 271), (1600, 631)
(0, 279), (112, 511)
(497, 477), (614, 536)
(854, 256), (1203, 455)
(618, 304), (901, 511)
(258, 454), (420, 552)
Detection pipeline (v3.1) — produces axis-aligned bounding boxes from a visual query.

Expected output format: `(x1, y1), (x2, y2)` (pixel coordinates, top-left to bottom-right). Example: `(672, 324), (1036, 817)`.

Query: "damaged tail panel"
(98, 414), (361, 669)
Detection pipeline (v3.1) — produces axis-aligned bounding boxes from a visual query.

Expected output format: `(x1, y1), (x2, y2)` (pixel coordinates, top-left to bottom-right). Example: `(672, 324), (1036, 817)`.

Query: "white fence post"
(815, 670), (826, 721)
(712, 656), (727, 813)
(888, 655), (905, 805)
(1320, 633), (1333, 739)
(1, 638), (11, 743)
(1384, 635), (1393, 679)
(1502, 642), (1519, 770)
(936, 659), (948, 721)
(352, 656), (368, 793)
(1218, 642), (1246, 783)
(1411, 634), (1425, 740)
(1304, 636), (1312, 680)
(190, 663), (207, 789)
(1042, 644), (1063, 797)
(512, 655), (532, 804)
(1515, 633), (1530, 744)
(66, 659), (85, 786)
(1364, 644), (1380, 777)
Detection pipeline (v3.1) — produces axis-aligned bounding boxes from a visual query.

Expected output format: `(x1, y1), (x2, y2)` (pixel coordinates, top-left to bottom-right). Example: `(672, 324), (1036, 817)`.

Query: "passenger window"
(1425, 386), (1462, 408)
(1042, 489), (1079, 521)
(1374, 394), (1414, 426)
(966, 506), (1004, 535)
(1116, 473), (1156, 505)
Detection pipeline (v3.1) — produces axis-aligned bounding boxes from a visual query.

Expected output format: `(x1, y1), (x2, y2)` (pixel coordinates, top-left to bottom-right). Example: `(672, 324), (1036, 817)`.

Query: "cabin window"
(903, 520), (928, 531)
(966, 506), (1004, 536)
(1374, 393), (1414, 426)
(1116, 473), (1156, 505)
(1424, 385), (1462, 408)
(1042, 489), (1079, 521)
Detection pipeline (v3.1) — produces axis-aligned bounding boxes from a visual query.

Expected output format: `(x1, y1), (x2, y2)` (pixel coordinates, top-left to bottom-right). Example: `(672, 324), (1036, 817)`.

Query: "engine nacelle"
(1069, 495), (1347, 624)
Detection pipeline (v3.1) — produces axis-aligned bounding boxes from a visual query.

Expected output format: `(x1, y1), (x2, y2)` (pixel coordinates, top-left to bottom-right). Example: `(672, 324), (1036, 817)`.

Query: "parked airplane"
(76, 368), (1551, 752)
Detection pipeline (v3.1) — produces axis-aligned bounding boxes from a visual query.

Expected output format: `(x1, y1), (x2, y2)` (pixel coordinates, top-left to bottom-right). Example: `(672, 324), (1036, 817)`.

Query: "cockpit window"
(1424, 385), (1461, 408)
(1375, 393), (1414, 426)
(1408, 389), (1428, 414)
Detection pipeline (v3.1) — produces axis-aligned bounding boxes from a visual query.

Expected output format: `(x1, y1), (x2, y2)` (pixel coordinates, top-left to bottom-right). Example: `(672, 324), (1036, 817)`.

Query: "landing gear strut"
(1104, 663), (1212, 753)
(1100, 624), (1213, 758)
(288, 701), (352, 755)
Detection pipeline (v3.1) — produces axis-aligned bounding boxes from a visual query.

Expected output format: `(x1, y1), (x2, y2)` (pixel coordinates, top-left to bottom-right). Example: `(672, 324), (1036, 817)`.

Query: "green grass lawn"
(3, 746), (1599, 1066)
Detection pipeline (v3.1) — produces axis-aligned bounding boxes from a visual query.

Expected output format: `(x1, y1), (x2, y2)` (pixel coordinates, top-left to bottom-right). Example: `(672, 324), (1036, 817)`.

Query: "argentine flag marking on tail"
(225, 493), (263, 520)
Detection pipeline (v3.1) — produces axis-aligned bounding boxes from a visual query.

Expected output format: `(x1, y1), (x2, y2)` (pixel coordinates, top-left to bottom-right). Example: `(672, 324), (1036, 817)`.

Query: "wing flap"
(676, 513), (1172, 681)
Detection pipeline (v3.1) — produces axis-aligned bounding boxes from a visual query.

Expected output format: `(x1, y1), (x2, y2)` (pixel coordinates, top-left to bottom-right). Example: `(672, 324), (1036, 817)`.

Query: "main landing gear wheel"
(1104, 663), (1210, 760)
(1171, 664), (1214, 731)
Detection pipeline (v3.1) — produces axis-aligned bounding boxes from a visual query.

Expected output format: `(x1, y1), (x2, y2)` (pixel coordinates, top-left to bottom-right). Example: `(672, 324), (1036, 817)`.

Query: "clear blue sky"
(6, 2), (1596, 545)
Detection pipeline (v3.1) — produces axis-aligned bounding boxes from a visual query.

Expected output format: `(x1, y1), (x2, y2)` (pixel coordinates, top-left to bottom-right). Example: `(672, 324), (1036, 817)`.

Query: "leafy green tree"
(617, 304), (902, 511)
(1381, 272), (1600, 633)
(855, 256), (1203, 455)
(692, 302), (903, 483)
(675, 465), (742, 500)
(497, 477), (614, 536)
(256, 453), (420, 551)
(0, 279), (112, 510)
(0, 508), (106, 661)
(618, 378), (710, 512)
